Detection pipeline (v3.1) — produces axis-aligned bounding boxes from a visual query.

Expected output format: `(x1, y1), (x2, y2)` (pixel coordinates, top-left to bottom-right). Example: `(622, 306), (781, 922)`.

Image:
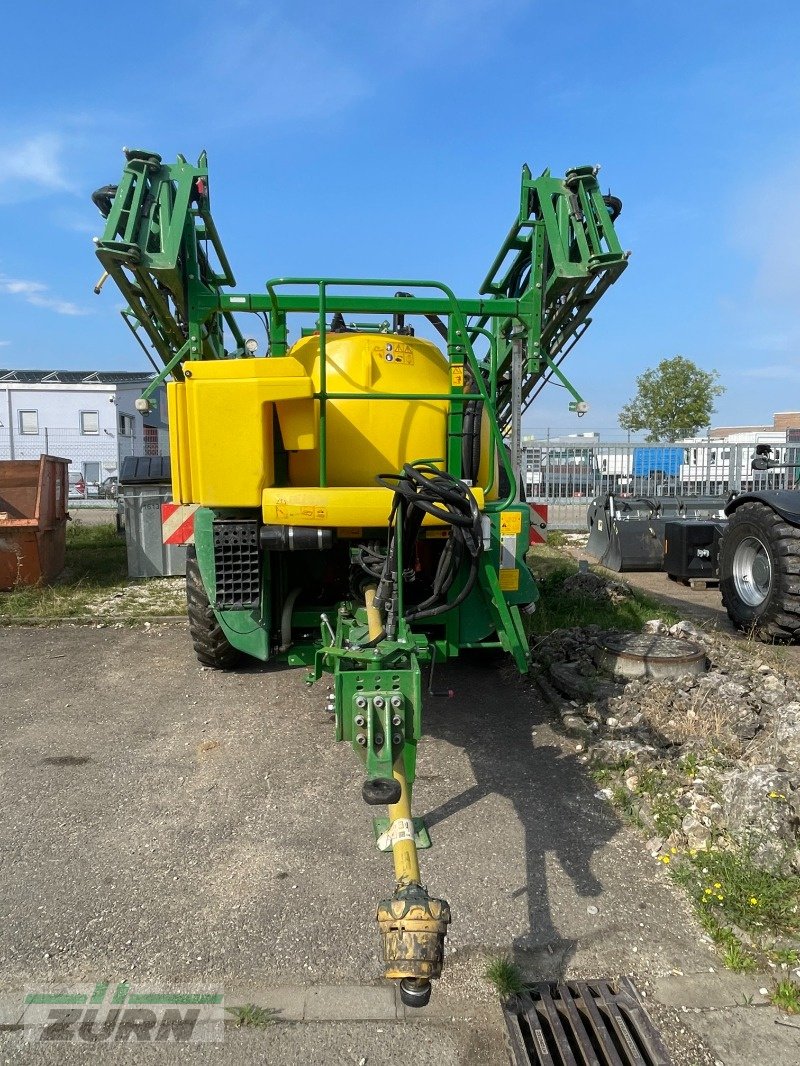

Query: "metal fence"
(0, 426), (170, 507)
(523, 440), (800, 530)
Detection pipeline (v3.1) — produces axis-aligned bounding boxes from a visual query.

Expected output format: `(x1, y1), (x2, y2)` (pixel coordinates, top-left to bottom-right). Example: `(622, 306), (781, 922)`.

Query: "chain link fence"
(0, 426), (170, 508)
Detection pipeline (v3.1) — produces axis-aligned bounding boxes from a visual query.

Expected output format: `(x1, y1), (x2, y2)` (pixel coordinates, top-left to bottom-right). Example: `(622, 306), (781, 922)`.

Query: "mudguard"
(725, 489), (800, 525)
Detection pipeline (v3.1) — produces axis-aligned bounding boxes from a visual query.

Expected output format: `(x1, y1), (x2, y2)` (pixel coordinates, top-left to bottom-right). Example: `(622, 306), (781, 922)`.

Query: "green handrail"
(264, 277), (517, 508)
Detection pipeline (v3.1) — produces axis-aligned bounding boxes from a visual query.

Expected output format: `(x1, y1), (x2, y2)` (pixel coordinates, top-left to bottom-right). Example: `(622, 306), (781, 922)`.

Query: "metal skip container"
(119, 456), (186, 578)
(0, 456), (70, 589)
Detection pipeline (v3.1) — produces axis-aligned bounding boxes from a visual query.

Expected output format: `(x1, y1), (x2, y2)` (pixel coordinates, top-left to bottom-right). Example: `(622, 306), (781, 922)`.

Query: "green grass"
(770, 979), (800, 1014)
(526, 556), (681, 635)
(484, 954), (526, 998)
(225, 1003), (279, 1028)
(671, 848), (800, 940)
(720, 935), (759, 974)
(772, 948), (800, 966)
(0, 523), (186, 619)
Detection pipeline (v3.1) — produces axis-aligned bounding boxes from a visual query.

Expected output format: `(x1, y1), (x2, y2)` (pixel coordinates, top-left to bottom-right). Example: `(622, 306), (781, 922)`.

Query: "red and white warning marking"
(529, 503), (548, 545)
(161, 502), (198, 545)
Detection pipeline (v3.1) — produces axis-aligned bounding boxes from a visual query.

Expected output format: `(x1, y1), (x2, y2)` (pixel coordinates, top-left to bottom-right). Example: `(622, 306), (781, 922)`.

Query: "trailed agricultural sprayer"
(92, 148), (628, 1005)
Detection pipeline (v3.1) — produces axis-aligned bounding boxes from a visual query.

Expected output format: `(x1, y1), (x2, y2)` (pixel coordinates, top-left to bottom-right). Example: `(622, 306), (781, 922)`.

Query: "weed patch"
(672, 849), (800, 939)
(526, 558), (680, 635)
(225, 1003), (279, 1028)
(484, 954), (525, 998)
(0, 523), (186, 620)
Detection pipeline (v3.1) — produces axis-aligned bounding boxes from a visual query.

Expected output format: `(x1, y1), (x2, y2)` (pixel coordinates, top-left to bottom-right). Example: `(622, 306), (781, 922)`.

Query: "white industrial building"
(0, 370), (168, 495)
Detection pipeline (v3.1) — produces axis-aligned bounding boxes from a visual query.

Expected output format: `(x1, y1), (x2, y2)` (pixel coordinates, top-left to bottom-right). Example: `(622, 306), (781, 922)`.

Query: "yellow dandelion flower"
(704, 888), (713, 895)
(714, 882), (722, 889)
(749, 897), (759, 906)
(717, 894), (724, 901)
(659, 855), (671, 864)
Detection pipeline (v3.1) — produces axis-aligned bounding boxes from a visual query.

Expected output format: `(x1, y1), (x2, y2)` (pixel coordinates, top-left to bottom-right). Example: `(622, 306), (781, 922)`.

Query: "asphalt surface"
(0, 622), (790, 1063)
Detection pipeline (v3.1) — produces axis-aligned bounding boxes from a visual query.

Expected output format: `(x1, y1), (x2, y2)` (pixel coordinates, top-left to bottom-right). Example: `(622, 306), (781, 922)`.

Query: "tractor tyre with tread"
(718, 501), (800, 642)
(186, 548), (243, 669)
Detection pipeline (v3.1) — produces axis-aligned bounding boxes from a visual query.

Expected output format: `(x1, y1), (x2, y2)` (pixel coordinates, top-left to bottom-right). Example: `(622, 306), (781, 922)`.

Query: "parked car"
(99, 476), (119, 499)
(68, 472), (86, 499)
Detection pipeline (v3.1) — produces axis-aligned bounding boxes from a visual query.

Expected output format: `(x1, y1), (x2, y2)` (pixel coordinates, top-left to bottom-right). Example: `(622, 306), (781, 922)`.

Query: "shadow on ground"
(422, 653), (620, 981)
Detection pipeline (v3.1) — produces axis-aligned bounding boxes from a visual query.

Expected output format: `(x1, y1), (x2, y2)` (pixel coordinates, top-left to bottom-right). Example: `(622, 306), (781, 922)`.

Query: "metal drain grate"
(503, 978), (673, 1066)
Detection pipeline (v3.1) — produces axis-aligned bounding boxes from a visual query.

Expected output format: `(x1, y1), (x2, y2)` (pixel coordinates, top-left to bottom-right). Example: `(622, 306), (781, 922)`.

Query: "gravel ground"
(0, 623), (783, 1063)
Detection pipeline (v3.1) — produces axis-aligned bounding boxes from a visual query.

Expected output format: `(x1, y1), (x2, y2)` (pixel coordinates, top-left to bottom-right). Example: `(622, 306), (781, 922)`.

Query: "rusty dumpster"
(0, 456), (70, 589)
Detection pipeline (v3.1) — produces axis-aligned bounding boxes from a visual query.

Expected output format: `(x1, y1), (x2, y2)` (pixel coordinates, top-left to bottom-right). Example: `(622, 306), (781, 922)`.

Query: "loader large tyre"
(186, 548), (242, 669)
(719, 501), (800, 642)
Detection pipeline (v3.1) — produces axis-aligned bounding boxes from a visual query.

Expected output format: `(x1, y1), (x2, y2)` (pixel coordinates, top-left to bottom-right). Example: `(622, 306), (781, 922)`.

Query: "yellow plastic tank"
(287, 332), (450, 487)
(166, 330), (497, 510)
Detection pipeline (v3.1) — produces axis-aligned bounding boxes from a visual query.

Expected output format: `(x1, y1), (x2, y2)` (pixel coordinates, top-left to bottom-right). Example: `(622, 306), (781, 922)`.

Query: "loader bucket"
(586, 494), (727, 572)
(586, 495), (673, 572)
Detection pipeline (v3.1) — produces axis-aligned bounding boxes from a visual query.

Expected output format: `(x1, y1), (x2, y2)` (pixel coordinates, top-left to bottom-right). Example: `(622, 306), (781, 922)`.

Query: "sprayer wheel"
(186, 548), (242, 669)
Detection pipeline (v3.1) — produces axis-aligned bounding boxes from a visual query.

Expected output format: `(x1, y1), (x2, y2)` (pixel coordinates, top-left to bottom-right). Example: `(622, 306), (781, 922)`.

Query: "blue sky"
(2, 0), (799, 436)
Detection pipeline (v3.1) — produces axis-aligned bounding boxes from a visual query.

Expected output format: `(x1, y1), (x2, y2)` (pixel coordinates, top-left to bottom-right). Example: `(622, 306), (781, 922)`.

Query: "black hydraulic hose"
(374, 462), (483, 624)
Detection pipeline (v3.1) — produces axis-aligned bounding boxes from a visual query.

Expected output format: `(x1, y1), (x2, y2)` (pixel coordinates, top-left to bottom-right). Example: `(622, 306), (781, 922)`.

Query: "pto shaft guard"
(377, 885), (451, 981)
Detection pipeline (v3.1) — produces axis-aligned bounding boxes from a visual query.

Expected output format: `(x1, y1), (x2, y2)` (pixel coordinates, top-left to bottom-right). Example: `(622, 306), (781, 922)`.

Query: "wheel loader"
(91, 148), (628, 1004)
(719, 446), (800, 641)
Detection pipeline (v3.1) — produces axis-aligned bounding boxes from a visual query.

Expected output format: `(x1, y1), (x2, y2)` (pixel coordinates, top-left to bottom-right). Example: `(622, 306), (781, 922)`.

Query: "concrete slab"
(304, 984), (397, 1021)
(686, 1005), (800, 1066)
(653, 971), (772, 1009)
(0, 991), (23, 1027)
(224, 985), (306, 1021)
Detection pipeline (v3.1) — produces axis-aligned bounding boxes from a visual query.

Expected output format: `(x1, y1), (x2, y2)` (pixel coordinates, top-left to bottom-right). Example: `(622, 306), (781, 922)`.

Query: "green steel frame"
(93, 146), (628, 994)
(93, 141), (628, 768)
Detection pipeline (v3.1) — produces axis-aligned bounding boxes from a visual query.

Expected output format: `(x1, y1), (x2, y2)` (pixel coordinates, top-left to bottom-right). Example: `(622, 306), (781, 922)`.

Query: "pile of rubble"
(532, 573), (800, 873)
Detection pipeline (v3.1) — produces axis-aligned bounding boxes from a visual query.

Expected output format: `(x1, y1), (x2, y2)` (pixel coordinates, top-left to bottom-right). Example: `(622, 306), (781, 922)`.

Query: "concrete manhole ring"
(594, 632), (707, 679)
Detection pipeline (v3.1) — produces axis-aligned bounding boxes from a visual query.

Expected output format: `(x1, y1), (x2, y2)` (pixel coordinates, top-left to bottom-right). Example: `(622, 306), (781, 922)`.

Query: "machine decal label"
(372, 343), (414, 366)
(376, 818), (415, 851)
(450, 365), (464, 387)
(499, 568), (520, 591)
(500, 511), (522, 535)
(275, 499), (327, 522)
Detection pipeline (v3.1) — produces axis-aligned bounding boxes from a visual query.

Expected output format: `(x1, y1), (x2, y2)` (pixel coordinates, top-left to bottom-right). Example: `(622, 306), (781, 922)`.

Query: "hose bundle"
(354, 463), (483, 634)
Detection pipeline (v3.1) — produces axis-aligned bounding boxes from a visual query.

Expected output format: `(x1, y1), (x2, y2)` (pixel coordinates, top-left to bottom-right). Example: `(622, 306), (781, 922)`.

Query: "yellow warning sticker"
(500, 511), (522, 535)
(499, 569), (520, 591)
(450, 365), (464, 387)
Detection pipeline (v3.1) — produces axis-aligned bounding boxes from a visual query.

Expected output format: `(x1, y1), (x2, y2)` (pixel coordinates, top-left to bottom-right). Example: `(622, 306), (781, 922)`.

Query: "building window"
(119, 413), (134, 436)
(80, 410), (100, 435)
(143, 425), (159, 456)
(18, 410), (38, 435)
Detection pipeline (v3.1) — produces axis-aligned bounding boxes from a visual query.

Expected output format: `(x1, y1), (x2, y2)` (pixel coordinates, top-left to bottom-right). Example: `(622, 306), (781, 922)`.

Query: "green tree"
(618, 356), (725, 442)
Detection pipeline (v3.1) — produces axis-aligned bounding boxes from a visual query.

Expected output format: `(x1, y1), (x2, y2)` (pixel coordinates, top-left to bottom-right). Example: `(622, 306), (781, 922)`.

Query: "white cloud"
(0, 275), (89, 316)
(52, 207), (98, 234)
(731, 160), (800, 304)
(0, 132), (75, 205)
(199, 14), (367, 126)
(740, 363), (800, 382)
(0, 340), (10, 347)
